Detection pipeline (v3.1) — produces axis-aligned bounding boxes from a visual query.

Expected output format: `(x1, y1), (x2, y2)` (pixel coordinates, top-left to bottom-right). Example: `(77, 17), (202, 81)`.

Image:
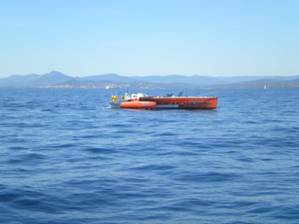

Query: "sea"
(0, 88), (299, 224)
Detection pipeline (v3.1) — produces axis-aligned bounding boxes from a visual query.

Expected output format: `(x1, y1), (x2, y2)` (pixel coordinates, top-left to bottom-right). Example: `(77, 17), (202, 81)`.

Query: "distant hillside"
(0, 71), (74, 87)
(214, 78), (299, 89)
(0, 71), (298, 89)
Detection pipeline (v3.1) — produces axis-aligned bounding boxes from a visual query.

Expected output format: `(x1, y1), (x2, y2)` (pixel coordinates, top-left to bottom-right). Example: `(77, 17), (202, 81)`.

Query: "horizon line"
(1, 70), (298, 79)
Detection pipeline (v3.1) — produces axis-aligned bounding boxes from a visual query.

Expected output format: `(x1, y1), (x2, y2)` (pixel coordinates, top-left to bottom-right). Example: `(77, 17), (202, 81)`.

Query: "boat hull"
(140, 97), (217, 109)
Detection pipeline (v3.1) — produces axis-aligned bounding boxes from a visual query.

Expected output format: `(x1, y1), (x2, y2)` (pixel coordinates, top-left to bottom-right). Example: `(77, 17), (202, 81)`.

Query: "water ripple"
(0, 88), (299, 224)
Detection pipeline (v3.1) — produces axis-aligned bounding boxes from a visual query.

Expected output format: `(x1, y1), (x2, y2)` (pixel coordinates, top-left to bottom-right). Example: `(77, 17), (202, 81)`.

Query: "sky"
(0, 0), (299, 77)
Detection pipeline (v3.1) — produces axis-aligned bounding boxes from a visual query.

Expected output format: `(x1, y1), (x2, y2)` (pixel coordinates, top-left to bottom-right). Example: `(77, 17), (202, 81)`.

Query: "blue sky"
(0, 0), (298, 77)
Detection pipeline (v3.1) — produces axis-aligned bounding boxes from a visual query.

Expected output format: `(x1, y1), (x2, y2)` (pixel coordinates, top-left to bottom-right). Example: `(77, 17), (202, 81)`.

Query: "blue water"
(0, 88), (299, 224)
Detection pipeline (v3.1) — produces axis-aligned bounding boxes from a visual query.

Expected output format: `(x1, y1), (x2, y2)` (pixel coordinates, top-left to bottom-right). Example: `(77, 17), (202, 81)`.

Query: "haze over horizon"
(1, 0), (299, 77)
(1, 70), (299, 79)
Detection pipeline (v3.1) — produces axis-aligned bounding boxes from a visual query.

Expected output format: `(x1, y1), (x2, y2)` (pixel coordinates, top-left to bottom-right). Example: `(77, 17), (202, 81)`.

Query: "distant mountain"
(0, 74), (39, 87)
(80, 73), (132, 83)
(0, 71), (74, 87)
(128, 74), (299, 86)
(0, 71), (298, 89)
(37, 71), (73, 84)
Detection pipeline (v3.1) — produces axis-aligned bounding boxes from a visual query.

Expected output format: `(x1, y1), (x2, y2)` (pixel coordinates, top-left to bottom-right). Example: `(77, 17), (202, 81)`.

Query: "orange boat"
(110, 93), (218, 110)
(120, 101), (156, 109)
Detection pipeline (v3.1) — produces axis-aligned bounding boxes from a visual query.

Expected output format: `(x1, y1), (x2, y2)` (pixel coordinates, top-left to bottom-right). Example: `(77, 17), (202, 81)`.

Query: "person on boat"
(122, 93), (130, 101)
(111, 95), (118, 103)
